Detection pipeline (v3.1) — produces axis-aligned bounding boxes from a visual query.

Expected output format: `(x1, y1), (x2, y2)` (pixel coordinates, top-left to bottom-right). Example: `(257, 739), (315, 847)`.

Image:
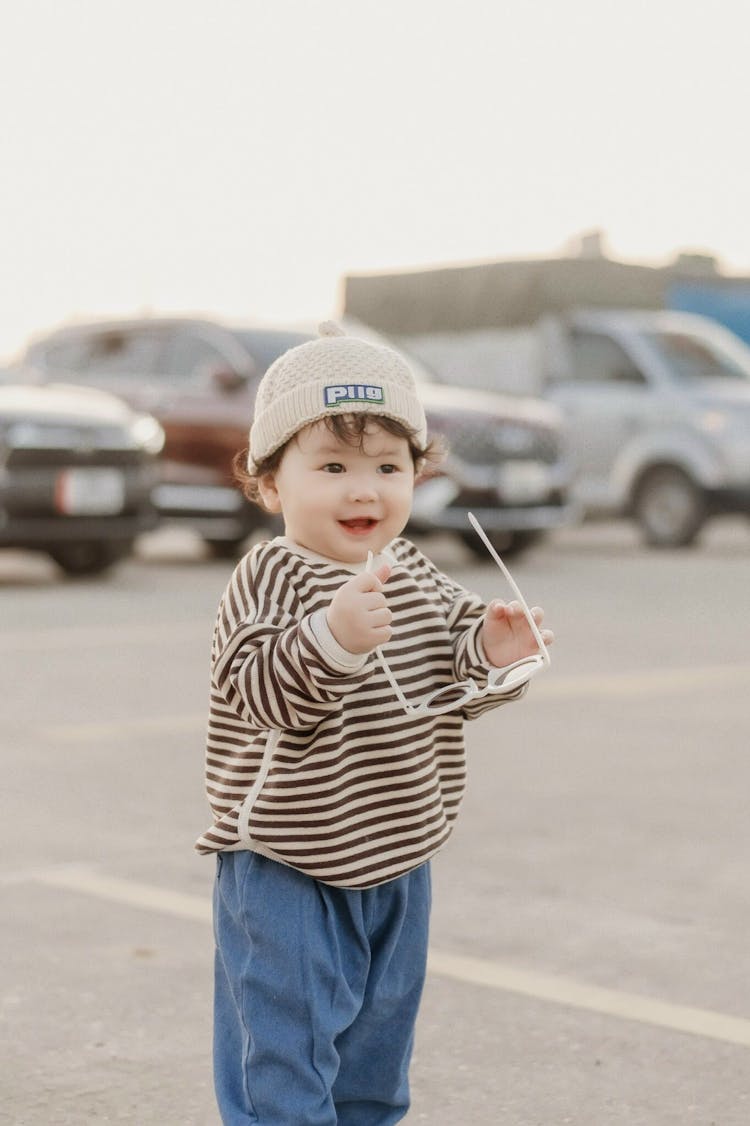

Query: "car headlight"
(492, 422), (542, 457)
(6, 421), (81, 447)
(696, 409), (729, 434)
(130, 414), (165, 455)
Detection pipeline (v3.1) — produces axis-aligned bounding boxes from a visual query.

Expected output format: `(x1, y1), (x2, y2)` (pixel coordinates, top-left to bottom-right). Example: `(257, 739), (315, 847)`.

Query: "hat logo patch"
(324, 384), (385, 407)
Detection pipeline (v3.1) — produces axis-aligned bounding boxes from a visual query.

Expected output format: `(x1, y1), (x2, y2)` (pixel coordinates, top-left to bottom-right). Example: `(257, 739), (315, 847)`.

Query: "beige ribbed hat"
(247, 322), (427, 472)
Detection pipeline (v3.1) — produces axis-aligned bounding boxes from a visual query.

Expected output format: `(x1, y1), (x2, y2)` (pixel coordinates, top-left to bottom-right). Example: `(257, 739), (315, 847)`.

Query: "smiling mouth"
(339, 518), (379, 534)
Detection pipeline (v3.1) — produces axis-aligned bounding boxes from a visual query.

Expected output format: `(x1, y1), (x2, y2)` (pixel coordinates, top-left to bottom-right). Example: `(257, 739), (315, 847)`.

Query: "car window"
(34, 336), (94, 373)
(644, 330), (750, 382)
(81, 329), (165, 377)
(160, 332), (237, 379)
(568, 330), (646, 385)
(233, 330), (312, 374)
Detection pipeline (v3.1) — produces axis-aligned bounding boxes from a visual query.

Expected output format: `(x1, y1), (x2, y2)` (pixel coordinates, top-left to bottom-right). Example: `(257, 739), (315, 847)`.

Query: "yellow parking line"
(0, 621), (203, 652)
(426, 950), (750, 1048)
(40, 714), (208, 741)
(37, 663), (750, 741)
(534, 663), (750, 699)
(33, 864), (211, 923)
(28, 864), (750, 1049)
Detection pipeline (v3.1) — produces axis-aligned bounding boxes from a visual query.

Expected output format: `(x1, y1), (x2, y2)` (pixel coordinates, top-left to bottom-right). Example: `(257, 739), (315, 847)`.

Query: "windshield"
(234, 325), (435, 384)
(645, 328), (750, 383)
(233, 330), (313, 373)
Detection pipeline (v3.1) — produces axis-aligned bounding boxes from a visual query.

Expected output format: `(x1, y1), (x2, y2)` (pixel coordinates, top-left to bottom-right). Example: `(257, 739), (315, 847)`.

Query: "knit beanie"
(247, 322), (428, 472)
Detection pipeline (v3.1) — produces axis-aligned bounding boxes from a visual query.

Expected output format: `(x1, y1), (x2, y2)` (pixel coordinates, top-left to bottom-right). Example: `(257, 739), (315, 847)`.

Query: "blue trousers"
(212, 851), (431, 1126)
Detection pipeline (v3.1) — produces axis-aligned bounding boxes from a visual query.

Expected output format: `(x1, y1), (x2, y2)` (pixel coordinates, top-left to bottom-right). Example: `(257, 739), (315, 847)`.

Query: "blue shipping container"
(668, 282), (750, 347)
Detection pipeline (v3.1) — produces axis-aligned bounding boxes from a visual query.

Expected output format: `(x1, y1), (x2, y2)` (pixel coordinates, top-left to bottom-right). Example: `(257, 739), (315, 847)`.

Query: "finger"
(357, 565), (391, 592)
(367, 607), (392, 628)
(541, 629), (554, 646)
(499, 601), (524, 624)
(360, 591), (388, 611)
(487, 599), (508, 618)
(373, 561), (391, 585)
(531, 606), (544, 624)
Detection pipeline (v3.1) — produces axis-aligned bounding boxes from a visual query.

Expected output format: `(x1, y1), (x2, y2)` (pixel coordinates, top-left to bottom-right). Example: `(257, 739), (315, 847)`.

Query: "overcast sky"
(1, 0), (749, 360)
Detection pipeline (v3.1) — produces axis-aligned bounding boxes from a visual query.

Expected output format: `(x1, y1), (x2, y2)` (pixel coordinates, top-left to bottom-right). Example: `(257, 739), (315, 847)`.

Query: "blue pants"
(212, 851), (431, 1126)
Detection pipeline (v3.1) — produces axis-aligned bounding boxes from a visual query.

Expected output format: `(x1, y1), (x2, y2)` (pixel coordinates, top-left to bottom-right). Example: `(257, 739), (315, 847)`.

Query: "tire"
(205, 537), (248, 560)
(204, 512), (281, 559)
(48, 540), (133, 577)
(632, 467), (706, 548)
(459, 528), (545, 561)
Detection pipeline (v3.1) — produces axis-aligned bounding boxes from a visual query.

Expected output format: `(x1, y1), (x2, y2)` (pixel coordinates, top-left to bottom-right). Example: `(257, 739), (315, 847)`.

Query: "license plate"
(55, 468), (126, 515)
(498, 461), (550, 504)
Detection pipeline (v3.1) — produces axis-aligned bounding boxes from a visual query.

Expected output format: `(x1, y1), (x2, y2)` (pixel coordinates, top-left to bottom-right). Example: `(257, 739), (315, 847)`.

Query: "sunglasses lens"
(422, 682), (476, 711)
(488, 655), (544, 691)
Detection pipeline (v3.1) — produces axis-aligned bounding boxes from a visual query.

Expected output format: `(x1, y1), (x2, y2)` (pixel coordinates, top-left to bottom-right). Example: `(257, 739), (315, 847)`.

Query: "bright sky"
(2, 0), (749, 361)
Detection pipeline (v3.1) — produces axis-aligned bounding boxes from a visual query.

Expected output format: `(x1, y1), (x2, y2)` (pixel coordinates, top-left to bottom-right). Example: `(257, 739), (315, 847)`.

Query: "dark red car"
(18, 316), (573, 558)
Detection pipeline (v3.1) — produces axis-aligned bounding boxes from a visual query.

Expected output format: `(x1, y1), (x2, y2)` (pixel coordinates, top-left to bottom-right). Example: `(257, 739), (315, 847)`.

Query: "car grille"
(442, 417), (561, 465)
(446, 486), (568, 511)
(6, 446), (144, 469)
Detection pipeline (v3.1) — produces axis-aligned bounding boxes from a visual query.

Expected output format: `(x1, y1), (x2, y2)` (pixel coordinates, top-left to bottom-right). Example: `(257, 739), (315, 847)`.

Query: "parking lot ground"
(2, 518), (749, 1124)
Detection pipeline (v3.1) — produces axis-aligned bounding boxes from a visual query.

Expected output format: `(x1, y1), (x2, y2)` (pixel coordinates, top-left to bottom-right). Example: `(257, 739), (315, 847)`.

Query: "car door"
(35, 325), (167, 410)
(546, 329), (653, 509)
(152, 326), (259, 487)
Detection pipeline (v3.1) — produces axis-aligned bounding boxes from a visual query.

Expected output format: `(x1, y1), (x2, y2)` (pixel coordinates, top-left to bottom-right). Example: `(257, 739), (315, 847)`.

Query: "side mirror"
(210, 367), (249, 393)
(611, 367), (646, 385)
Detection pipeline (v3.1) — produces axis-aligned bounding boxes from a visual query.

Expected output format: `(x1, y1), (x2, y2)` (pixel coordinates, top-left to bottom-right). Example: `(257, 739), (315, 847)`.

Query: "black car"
(0, 381), (163, 575)
(18, 316), (574, 558)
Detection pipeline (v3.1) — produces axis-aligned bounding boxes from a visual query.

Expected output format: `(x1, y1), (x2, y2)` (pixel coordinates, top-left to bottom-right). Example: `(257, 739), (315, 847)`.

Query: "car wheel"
(48, 540), (133, 577)
(632, 467), (706, 548)
(205, 537), (249, 560)
(204, 513), (281, 559)
(459, 529), (544, 561)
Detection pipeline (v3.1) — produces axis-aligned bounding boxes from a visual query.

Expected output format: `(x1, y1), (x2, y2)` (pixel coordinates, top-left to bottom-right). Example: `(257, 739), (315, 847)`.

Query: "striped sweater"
(195, 536), (525, 888)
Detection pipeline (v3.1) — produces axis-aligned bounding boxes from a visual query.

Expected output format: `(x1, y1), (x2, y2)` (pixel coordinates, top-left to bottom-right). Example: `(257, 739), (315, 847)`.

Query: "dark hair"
(234, 413), (444, 510)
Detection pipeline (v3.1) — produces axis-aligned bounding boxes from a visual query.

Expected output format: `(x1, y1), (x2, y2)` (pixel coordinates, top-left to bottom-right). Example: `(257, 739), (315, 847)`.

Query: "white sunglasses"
(367, 511), (550, 717)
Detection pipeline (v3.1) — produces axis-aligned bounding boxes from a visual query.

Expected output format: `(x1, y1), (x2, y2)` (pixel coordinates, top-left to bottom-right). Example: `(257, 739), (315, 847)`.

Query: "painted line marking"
(36, 663), (750, 742)
(26, 864), (750, 1049)
(425, 950), (750, 1048)
(40, 714), (208, 741)
(31, 865), (212, 923)
(0, 621), (204, 652)
(534, 663), (750, 700)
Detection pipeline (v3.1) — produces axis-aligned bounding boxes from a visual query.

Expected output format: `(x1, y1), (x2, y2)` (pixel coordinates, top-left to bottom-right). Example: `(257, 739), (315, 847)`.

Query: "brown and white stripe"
(195, 538), (524, 888)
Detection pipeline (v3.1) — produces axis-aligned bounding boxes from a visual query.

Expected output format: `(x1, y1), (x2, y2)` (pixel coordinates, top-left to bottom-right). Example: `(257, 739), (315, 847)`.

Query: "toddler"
(196, 322), (553, 1125)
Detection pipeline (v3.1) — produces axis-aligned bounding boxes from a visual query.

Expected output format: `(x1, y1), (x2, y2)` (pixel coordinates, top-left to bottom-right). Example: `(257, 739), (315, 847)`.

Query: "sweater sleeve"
(211, 549), (376, 732)
(424, 552), (529, 718)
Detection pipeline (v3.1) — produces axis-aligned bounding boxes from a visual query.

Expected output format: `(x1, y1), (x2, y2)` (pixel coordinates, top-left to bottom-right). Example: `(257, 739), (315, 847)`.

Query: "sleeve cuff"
(309, 609), (370, 674)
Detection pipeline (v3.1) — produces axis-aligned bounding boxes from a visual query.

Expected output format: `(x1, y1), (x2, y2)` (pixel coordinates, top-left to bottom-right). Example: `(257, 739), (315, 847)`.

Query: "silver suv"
(404, 309), (750, 547)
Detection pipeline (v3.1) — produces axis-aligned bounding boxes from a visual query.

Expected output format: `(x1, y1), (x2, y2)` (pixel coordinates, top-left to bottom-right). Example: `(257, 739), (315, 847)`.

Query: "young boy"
(196, 322), (553, 1126)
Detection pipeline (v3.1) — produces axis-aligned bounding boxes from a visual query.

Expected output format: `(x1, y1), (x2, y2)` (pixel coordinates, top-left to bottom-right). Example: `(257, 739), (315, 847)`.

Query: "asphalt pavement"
(1, 518), (749, 1125)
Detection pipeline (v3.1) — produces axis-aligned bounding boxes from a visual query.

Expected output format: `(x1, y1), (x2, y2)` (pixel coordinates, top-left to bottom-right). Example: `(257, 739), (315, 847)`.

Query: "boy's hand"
(327, 563), (393, 654)
(481, 600), (553, 668)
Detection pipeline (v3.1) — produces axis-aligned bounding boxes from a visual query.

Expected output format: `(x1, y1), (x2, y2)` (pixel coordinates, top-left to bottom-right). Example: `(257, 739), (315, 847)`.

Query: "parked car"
(403, 309), (750, 547)
(0, 379), (163, 575)
(17, 316), (574, 558)
(340, 317), (574, 558)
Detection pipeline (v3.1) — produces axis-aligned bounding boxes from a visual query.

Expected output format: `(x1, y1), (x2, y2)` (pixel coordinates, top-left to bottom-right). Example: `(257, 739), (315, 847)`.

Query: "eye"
(322, 462), (345, 473)
(378, 464), (399, 474)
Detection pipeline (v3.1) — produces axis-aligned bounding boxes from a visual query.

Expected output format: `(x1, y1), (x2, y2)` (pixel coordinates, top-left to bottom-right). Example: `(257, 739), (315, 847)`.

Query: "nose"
(346, 474), (378, 503)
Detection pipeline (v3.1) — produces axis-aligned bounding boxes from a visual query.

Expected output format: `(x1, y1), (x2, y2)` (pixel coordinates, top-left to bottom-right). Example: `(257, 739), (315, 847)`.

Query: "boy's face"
(258, 419), (416, 563)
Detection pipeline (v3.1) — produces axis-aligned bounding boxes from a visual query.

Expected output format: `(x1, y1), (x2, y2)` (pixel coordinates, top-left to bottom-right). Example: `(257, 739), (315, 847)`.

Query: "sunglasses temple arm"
(374, 645), (418, 713)
(366, 554), (419, 713)
(467, 512), (550, 665)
